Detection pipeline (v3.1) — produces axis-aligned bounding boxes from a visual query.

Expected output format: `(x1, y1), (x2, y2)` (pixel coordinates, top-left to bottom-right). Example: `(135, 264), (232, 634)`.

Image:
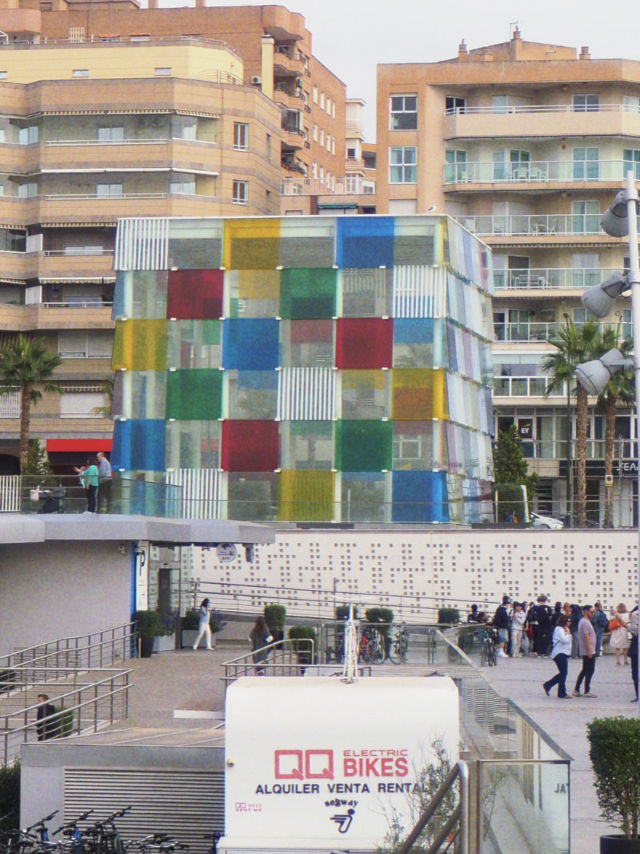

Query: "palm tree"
(596, 326), (634, 528)
(542, 318), (601, 528)
(0, 335), (62, 471)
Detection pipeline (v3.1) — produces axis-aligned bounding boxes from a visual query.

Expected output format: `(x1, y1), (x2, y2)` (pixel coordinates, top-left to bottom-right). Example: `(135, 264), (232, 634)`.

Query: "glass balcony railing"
(493, 376), (565, 397)
(493, 268), (620, 290)
(444, 159), (638, 184)
(458, 213), (640, 236)
(494, 319), (632, 343)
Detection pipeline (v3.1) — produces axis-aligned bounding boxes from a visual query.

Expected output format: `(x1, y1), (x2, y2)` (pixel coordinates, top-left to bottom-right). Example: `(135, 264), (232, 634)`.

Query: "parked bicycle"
(389, 623), (409, 664)
(359, 626), (385, 664)
(480, 627), (498, 667)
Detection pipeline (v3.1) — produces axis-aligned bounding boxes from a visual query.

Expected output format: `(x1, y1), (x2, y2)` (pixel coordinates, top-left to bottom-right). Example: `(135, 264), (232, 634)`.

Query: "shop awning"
(47, 439), (113, 452)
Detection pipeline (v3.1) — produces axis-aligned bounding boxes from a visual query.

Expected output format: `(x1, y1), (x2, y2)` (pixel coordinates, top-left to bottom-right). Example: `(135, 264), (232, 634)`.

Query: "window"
(312, 162), (317, 179)
(492, 95), (508, 113)
(97, 126), (124, 142)
(320, 92), (325, 110)
(155, 67), (172, 76)
(312, 125), (318, 141)
(390, 94), (418, 129)
(232, 179), (247, 204)
(170, 179), (196, 195)
(319, 129), (324, 146)
(312, 87), (318, 104)
(319, 166), (324, 184)
(445, 96), (466, 115)
(623, 95), (640, 113)
(572, 200), (600, 234)
(0, 72), (7, 80)
(233, 122), (248, 151)
(331, 101), (336, 118)
(326, 134), (331, 151)
(18, 125), (38, 145)
(266, 133), (271, 159)
(72, 69), (89, 78)
(17, 182), (37, 197)
(573, 147), (600, 180)
(573, 94), (599, 112)
(389, 146), (417, 183)
(326, 97), (331, 114)
(510, 149), (531, 179)
(96, 183), (123, 197)
(444, 149), (466, 182)
(347, 147), (356, 159)
(68, 26), (85, 42)
(624, 148), (640, 179)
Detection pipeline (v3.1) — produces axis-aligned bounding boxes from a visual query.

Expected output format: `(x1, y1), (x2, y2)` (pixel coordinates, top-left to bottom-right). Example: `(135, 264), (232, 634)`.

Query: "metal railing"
(494, 318), (631, 342)
(444, 159), (639, 184)
(493, 267), (619, 290)
(493, 376), (565, 397)
(445, 102), (640, 116)
(0, 665), (131, 765)
(459, 213), (639, 236)
(221, 638), (315, 685)
(397, 761), (469, 854)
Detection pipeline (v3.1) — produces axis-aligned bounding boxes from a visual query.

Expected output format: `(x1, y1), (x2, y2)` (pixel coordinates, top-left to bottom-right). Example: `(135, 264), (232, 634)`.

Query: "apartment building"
(377, 29), (640, 525)
(0, 0), (347, 472)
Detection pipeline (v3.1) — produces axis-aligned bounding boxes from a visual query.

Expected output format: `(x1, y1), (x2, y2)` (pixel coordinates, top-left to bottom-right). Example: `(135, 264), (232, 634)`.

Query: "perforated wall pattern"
(196, 530), (639, 618)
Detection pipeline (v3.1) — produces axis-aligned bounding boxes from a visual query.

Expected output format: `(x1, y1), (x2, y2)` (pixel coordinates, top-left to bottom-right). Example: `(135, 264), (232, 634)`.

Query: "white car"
(530, 511), (564, 530)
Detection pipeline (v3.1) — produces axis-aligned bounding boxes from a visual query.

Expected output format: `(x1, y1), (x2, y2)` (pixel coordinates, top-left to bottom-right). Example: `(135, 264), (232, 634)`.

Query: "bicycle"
(360, 627), (385, 664)
(389, 623), (409, 664)
(480, 627), (498, 667)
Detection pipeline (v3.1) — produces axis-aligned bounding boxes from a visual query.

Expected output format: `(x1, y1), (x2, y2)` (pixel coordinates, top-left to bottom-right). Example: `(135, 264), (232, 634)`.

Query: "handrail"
(396, 760), (468, 854)
(445, 102), (639, 116)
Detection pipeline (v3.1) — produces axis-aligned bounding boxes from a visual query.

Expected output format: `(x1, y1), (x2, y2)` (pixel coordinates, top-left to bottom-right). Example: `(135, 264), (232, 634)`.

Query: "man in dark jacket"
(36, 694), (57, 741)
(534, 595), (552, 656)
(493, 595), (511, 658)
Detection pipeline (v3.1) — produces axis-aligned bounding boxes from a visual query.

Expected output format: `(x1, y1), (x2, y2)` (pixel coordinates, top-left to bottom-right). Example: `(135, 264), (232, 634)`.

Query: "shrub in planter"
(264, 604), (286, 644)
(133, 609), (168, 657)
(588, 716), (640, 847)
(438, 607), (460, 626)
(288, 625), (316, 665)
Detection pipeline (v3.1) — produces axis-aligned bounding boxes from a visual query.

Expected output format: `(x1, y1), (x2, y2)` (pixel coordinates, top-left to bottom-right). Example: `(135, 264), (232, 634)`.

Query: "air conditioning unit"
(251, 75), (262, 85)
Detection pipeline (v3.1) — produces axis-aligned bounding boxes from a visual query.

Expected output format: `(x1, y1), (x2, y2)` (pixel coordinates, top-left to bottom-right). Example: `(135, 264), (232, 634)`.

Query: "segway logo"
(275, 749), (334, 780)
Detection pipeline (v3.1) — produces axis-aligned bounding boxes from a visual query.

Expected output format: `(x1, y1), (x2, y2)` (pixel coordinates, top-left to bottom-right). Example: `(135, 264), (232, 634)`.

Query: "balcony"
(493, 375), (565, 397)
(0, 303), (113, 332)
(443, 160), (636, 188)
(274, 87), (303, 111)
(493, 267), (621, 291)
(280, 176), (375, 196)
(273, 46), (305, 77)
(33, 249), (115, 281)
(35, 139), (220, 175)
(443, 103), (640, 141)
(35, 193), (221, 224)
(458, 213), (628, 238)
(494, 320), (631, 344)
(281, 127), (305, 151)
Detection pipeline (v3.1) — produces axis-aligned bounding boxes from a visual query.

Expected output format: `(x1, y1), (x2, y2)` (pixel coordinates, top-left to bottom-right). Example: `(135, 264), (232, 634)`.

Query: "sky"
(195, 0), (640, 141)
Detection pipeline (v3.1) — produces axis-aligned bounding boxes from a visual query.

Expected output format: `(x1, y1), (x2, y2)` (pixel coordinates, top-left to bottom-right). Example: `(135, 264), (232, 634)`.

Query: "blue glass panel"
(112, 419), (166, 472)
(336, 217), (395, 268)
(392, 470), (449, 523)
(222, 319), (279, 370)
(113, 271), (127, 320)
(393, 318), (434, 344)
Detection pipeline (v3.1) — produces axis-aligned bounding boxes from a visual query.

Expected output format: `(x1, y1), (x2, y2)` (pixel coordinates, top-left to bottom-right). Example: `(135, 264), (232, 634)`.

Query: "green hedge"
(438, 608), (460, 625)
(0, 761), (19, 831)
(588, 716), (640, 838)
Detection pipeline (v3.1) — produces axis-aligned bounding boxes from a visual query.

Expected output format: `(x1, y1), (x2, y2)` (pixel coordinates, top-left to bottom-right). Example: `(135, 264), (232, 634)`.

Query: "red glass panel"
(167, 269), (224, 319)
(336, 318), (393, 369)
(221, 420), (280, 472)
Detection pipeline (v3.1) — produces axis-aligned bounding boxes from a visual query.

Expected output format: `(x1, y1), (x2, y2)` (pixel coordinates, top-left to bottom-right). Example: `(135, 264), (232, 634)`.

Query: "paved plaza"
(113, 640), (638, 853)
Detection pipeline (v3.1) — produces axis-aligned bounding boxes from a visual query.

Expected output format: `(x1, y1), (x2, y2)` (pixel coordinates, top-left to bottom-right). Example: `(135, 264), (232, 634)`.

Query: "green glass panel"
(337, 420), (393, 472)
(280, 268), (337, 319)
(166, 369), (222, 420)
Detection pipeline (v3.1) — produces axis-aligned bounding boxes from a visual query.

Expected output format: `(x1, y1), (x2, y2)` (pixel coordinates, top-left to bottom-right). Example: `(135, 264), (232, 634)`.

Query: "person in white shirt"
(97, 451), (112, 513)
(543, 614), (573, 699)
(509, 601), (526, 657)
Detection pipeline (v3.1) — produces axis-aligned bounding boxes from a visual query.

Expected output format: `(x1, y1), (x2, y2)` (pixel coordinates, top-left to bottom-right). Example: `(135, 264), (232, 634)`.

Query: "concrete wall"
(193, 528), (640, 619)
(0, 541), (131, 654)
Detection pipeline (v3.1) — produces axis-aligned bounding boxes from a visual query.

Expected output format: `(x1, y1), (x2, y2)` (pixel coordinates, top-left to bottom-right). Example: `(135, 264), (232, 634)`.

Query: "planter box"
(152, 634), (176, 653)
(182, 630), (216, 650)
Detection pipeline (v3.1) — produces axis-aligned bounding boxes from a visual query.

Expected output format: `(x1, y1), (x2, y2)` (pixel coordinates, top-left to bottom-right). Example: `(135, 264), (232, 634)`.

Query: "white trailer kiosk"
(220, 675), (459, 854)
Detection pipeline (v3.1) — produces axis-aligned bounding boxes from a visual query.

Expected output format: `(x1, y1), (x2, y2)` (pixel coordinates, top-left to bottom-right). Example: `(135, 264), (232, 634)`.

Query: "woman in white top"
(610, 603), (630, 666)
(192, 598), (214, 651)
(542, 614), (573, 699)
(509, 602), (526, 657)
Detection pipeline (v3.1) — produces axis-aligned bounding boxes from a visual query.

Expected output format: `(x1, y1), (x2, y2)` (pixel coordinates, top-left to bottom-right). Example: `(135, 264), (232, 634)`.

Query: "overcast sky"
(197, 0), (640, 141)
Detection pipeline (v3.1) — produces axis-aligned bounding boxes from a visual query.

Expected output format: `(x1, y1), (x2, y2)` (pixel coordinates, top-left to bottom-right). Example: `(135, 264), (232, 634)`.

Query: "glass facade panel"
(166, 369), (222, 420)
(112, 371), (166, 420)
(166, 420), (221, 469)
(280, 421), (334, 470)
(112, 319), (167, 371)
(221, 420), (279, 471)
(336, 420), (393, 471)
(227, 370), (278, 419)
(167, 269), (223, 319)
(280, 218), (336, 268)
(222, 319), (279, 370)
(224, 219), (280, 269)
(393, 421), (444, 471)
(167, 320), (221, 369)
(337, 217), (395, 268)
(342, 370), (389, 419)
(341, 473), (387, 522)
(280, 319), (334, 367)
(227, 270), (280, 318)
(336, 318), (393, 369)
(340, 268), (392, 317)
(393, 319), (435, 367)
(392, 470), (448, 523)
(278, 470), (334, 521)
(227, 472), (278, 521)
(168, 219), (223, 269)
(392, 369), (447, 420)
(280, 268), (337, 319)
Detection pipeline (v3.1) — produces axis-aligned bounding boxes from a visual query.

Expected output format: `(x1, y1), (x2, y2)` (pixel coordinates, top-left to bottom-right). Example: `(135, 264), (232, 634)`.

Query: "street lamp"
(578, 171), (640, 711)
(575, 348), (633, 396)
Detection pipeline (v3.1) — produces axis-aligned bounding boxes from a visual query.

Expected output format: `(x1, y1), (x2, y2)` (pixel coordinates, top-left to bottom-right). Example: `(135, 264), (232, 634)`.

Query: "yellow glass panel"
(278, 470), (334, 522)
(112, 319), (167, 371)
(234, 269), (280, 300)
(223, 218), (281, 269)
(392, 369), (448, 421)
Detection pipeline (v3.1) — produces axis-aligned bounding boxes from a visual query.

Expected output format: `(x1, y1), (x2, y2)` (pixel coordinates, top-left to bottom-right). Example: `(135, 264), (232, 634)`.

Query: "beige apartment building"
(377, 29), (640, 525)
(0, 0), (350, 473)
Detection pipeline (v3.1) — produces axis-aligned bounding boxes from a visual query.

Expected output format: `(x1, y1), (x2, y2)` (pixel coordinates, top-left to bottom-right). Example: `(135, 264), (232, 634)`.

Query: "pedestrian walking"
(96, 451), (112, 513)
(192, 598), (214, 650)
(533, 595), (552, 656)
(610, 603), (630, 666)
(543, 615), (572, 699)
(492, 595), (511, 658)
(629, 606), (639, 702)
(36, 694), (57, 741)
(80, 456), (99, 513)
(592, 601), (609, 657)
(573, 604), (597, 698)
(249, 615), (273, 675)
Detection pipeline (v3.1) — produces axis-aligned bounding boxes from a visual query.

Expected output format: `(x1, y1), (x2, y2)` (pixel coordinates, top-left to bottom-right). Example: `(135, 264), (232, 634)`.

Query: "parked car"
(530, 511), (564, 530)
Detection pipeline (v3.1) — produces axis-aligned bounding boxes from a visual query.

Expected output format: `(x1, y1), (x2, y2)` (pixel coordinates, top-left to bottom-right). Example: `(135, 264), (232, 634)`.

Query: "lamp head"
(581, 273), (629, 318)
(601, 191), (630, 237)
(575, 348), (633, 395)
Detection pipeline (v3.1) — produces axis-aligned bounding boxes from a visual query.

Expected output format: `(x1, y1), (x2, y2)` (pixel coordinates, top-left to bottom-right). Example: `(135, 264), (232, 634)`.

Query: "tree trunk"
(19, 384), (30, 472)
(575, 384), (588, 528)
(604, 392), (617, 529)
